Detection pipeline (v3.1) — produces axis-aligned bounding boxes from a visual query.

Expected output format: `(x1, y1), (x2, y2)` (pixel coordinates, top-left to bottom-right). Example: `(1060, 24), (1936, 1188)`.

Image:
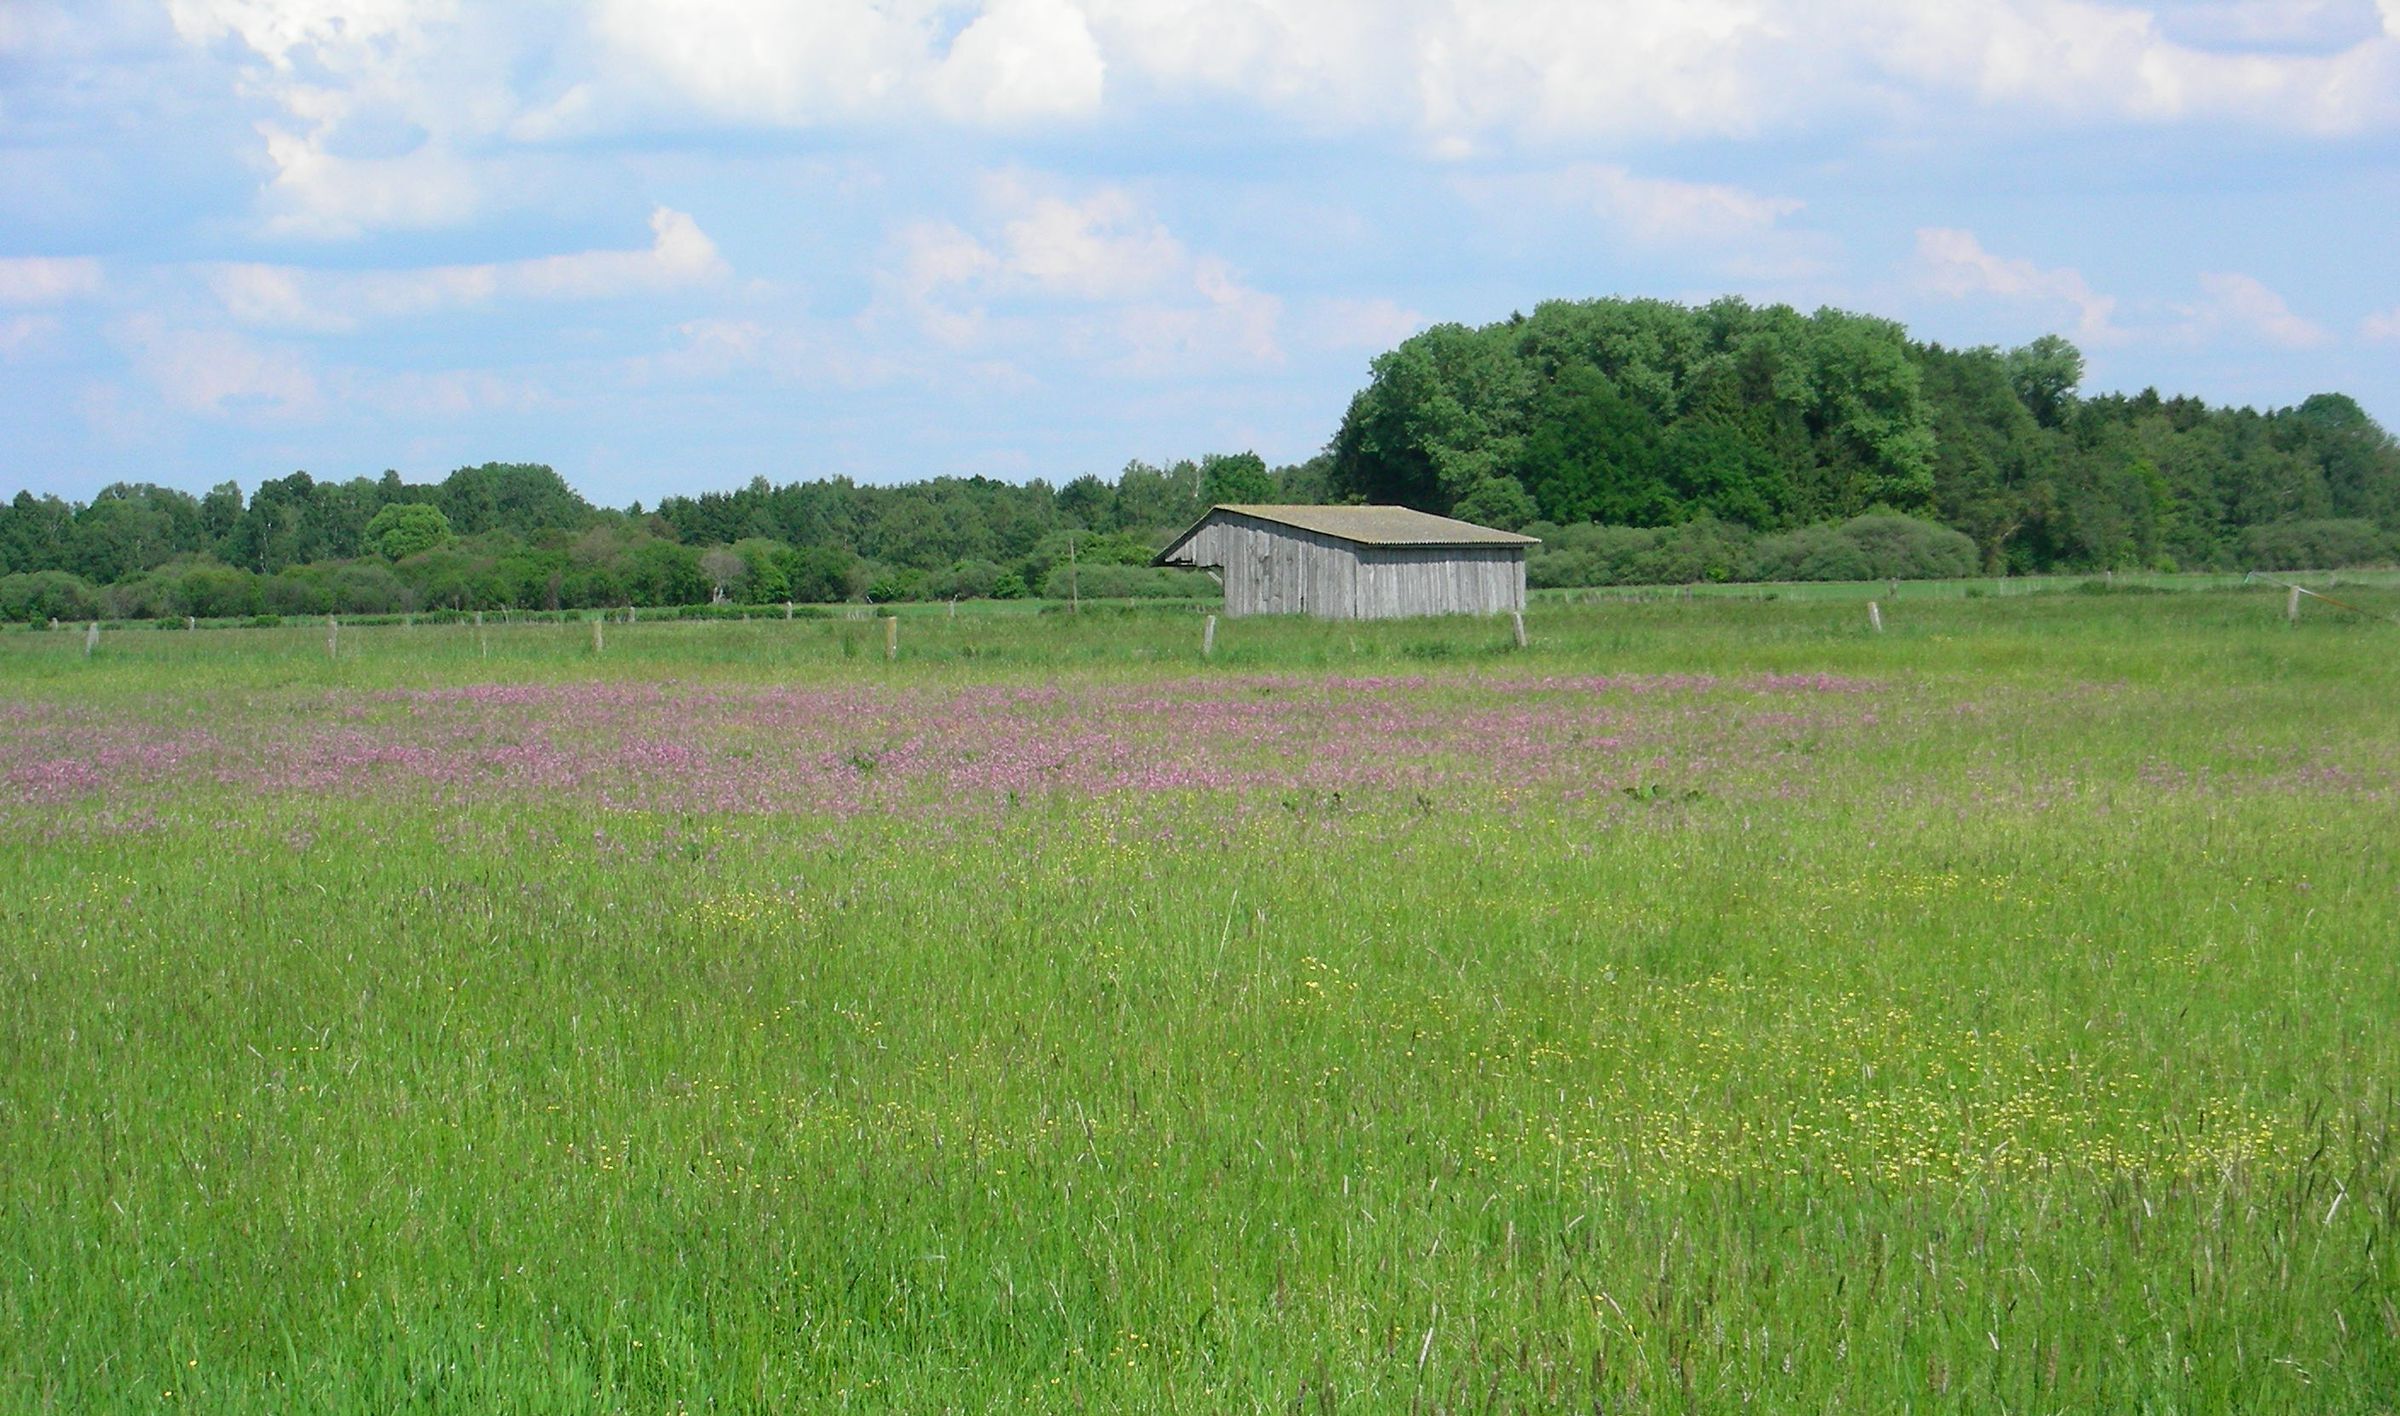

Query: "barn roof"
(1154, 505), (1539, 565)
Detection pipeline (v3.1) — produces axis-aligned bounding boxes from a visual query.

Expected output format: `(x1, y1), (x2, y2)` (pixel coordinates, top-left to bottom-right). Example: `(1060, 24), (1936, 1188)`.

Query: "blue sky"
(3, 0), (2397, 508)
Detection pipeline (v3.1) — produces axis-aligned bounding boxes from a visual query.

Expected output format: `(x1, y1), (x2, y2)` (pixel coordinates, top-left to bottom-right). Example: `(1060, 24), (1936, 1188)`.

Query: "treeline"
(0, 456), (1303, 622)
(6, 294), (2397, 622)
(1332, 298), (2400, 573)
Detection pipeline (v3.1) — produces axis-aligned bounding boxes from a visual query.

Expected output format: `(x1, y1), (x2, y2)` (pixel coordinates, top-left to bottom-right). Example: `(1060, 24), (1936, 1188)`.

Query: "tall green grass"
(1, 591), (2394, 1411)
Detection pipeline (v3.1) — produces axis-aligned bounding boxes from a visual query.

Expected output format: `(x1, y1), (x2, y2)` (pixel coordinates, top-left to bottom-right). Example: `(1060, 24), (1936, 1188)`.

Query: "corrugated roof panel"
(1158, 505), (1540, 560)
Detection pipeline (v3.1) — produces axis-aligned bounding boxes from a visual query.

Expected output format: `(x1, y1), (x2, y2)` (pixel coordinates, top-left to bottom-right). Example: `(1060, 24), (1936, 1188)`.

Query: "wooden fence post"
(1868, 601), (1884, 633)
(326, 614), (339, 661)
(186, 616), (197, 631)
(84, 621), (98, 657)
(884, 615), (898, 661)
(592, 616), (604, 654)
(784, 601), (794, 621)
(1511, 611), (1527, 649)
(1203, 614), (1217, 659)
(2287, 585), (2302, 625)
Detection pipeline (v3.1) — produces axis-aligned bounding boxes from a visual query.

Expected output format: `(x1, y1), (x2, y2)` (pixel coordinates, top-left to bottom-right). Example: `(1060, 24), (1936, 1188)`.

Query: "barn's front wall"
(1187, 516), (1363, 617)
(1182, 513), (1525, 619)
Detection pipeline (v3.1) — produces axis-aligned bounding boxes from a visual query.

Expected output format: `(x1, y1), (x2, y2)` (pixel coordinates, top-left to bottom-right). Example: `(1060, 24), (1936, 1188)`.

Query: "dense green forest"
(5, 297), (2396, 621)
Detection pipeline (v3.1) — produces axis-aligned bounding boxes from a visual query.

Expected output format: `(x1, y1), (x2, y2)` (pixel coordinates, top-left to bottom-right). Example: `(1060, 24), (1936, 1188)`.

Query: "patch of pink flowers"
(2, 671), (1885, 819)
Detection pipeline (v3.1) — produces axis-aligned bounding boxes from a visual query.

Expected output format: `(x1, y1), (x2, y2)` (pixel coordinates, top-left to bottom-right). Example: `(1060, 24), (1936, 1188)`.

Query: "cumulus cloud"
(932, 0), (1107, 121)
(0, 256), (103, 305)
(1583, 166), (1804, 244)
(888, 174), (1283, 372)
(1915, 227), (2123, 341)
(123, 316), (321, 418)
(2191, 270), (2332, 347)
(898, 178), (1190, 311)
(2157, 0), (2387, 49)
(577, 0), (1104, 129)
(1471, 165), (1805, 245)
(164, 0), (518, 236)
(1117, 254), (1282, 370)
(2361, 305), (2400, 342)
(1085, 0), (2400, 142)
(582, 0), (934, 126)
(252, 125), (483, 239)
(145, 0), (2400, 238)
(621, 315), (909, 391)
(1301, 296), (1427, 352)
(1453, 165), (1823, 280)
(339, 366), (553, 419)
(1860, 0), (2397, 131)
(209, 207), (728, 330)
(0, 315), (63, 359)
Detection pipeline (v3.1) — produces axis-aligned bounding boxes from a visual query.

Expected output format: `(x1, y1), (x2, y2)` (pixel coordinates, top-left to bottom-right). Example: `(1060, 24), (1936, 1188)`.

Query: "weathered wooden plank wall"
(1355, 546), (1524, 617)
(1189, 513), (1525, 619)
(1195, 518), (1361, 617)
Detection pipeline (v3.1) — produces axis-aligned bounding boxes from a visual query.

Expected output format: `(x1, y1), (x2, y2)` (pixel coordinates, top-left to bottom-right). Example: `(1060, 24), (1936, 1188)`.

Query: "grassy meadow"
(2, 585), (2396, 1411)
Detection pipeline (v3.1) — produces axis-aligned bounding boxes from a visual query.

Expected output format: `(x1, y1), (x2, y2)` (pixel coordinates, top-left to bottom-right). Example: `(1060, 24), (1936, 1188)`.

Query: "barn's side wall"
(1355, 546), (1525, 617)
(1174, 513), (1526, 619)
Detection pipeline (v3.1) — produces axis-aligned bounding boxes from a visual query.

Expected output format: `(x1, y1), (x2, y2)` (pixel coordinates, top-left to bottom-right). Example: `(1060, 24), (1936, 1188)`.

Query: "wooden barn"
(1153, 505), (1539, 620)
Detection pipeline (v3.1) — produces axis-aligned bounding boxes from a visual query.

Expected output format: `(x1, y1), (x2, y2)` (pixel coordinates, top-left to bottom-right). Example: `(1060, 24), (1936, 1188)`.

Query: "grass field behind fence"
(2, 586), (2396, 1411)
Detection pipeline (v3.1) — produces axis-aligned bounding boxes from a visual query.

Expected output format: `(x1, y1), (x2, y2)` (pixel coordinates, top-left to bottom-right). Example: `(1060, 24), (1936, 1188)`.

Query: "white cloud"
(153, 0), (2400, 224)
(1149, 254), (1282, 367)
(1460, 164), (1805, 244)
(1453, 165), (1824, 280)
(584, 0), (932, 126)
(253, 123), (483, 239)
(165, 0), (517, 236)
(989, 178), (1186, 299)
(210, 207), (728, 330)
(898, 178), (1191, 310)
(2157, 1), (2385, 49)
(1569, 165), (1803, 244)
(933, 0), (1107, 120)
(2191, 271), (2332, 347)
(1302, 296), (1426, 351)
(163, 0), (451, 70)
(1915, 227), (2123, 341)
(623, 315), (907, 391)
(340, 366), (552, 418)
(2362, 305), (2400, 341)
(1861, 0), (2398, 132)
(123, 316), (321, 418)
(583, 0), (1100, 128)
(886, 173), (1283, 372)
(1089, 0), (2400, 140)
(0, 314), (63, 359)
(0, 255), (103, 304)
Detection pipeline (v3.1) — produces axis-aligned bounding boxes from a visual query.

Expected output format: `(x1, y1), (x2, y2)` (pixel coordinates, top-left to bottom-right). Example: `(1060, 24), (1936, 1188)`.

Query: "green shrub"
(0, 571), (101, 623)
(1038, 563), (1208, 600)
(1753, 513), (1974, 582)
(2239, 519), (2391, 571)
